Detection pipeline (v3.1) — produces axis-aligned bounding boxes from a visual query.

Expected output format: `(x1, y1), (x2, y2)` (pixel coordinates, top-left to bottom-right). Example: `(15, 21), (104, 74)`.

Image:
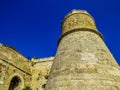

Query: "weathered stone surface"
(45, 10), (120, 90)
(0, 10), (120, 90)
(0, 45), (54, 90)
(0, 45), (32, 90)
(61, 10), (97, 35)
(31, 57), (54, 90)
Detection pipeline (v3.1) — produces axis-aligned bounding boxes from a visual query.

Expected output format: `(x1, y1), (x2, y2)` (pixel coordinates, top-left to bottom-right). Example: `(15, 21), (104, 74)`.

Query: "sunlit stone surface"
(45, 10), (120, 90)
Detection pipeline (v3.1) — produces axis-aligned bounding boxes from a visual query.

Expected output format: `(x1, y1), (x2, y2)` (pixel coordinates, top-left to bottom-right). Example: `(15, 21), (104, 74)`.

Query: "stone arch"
(8, 74), (24, 90)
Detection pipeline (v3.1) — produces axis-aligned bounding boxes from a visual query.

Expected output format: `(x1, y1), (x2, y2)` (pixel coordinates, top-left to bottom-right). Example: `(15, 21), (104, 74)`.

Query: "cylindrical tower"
(45, 10), (120, 90)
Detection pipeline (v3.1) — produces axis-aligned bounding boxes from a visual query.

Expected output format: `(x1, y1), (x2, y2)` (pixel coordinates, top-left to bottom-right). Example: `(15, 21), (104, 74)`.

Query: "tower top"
(65, 10), (89, 17)
(64, 10), (94, 21)
(61, 9), (98, 35)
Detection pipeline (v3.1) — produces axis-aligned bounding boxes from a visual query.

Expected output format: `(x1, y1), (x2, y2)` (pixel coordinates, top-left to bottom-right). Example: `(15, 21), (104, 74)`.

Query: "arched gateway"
(9, 76), (22, 90)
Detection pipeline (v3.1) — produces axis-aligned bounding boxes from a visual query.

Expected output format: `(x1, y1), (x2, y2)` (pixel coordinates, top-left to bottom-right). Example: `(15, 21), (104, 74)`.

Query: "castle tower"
(45, 10), (120, 90)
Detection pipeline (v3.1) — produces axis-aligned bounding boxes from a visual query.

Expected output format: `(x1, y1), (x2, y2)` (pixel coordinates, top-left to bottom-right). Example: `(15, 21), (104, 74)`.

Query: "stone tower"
(45, 10), (120, 90)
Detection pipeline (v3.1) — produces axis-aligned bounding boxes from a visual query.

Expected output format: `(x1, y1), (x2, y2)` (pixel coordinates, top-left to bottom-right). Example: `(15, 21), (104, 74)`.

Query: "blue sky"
(0, 0), (120, 64)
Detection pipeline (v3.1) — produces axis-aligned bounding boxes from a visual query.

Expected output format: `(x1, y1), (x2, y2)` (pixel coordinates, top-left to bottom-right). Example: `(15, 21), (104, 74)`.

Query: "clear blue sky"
(0, 0), (120, 64)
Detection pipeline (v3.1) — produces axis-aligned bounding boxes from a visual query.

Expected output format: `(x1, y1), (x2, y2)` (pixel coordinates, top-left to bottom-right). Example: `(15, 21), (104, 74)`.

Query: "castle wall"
(45, 10), (120, 90)
(0, 10), (120, 90)
(0, 44), (31, 73)
(0, 43), (54, 90)
(30, 57), (54, 90)
(0, 44), (32, 90)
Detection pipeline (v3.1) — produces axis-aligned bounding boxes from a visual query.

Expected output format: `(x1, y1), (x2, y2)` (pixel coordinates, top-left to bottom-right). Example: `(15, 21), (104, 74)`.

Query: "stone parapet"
(61, 10), (98, 35)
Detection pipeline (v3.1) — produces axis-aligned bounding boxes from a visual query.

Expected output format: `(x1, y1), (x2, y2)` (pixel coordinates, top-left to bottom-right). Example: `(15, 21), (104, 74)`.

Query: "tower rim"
(61, 10), (95, 25)
(58, 28), (104, 46)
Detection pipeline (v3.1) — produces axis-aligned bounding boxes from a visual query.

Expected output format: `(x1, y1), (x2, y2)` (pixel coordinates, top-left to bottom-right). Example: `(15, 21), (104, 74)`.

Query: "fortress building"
(45, 10), (120, 90)
(0, 10), (120, 90)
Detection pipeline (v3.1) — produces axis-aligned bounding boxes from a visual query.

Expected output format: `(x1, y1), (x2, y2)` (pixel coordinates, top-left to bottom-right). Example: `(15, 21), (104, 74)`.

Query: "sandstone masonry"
(0, 10), (120, 90)
(45, 10), (120, 90)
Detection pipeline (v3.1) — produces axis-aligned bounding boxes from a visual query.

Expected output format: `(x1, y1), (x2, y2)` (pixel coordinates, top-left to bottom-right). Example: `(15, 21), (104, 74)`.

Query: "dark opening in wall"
(42, 84), (46, 88)
(8, 76), (21, 90)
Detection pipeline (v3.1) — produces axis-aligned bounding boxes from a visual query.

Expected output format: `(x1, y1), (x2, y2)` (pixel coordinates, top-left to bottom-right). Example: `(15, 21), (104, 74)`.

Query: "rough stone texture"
(0, 10), (120, 90)
(0, 45), (32, 90)
(31, 57), (54, 90)
(45, 10), (120, 90)
(61, 10), (97, 35)
(0, 44), (54, 90)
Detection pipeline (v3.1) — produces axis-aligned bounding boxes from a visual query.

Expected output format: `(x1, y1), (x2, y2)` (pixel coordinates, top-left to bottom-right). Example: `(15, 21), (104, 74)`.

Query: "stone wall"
(0, 43), (54, 90)
(0, 44), (31, 73)
(45, 10), (120, 90)
(1, 10), (120, 90)
(30, 57), (54, 90)
(0, 44), (32, 90)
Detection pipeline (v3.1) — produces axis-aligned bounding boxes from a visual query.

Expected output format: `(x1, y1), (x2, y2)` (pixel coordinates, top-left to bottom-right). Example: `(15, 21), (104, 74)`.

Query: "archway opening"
(9, 76), (21, 90)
